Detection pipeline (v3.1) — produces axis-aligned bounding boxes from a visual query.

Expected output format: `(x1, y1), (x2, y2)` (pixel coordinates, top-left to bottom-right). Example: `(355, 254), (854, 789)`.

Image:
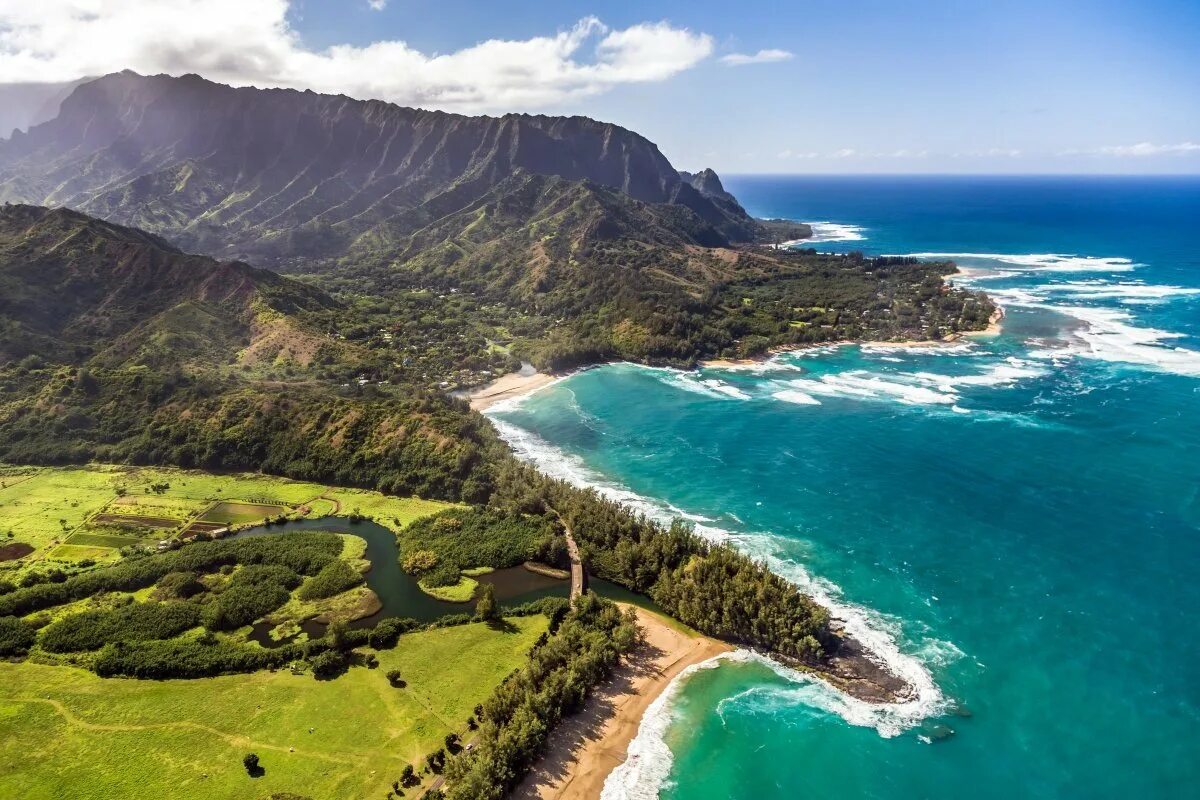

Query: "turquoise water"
(490, 177), (1200, 799)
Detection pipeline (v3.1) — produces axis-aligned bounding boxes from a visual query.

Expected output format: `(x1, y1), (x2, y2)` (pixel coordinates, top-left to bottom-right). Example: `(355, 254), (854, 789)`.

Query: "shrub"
(201, 582), (290, 631)
(0, 533), (341, 618)
(0, 615), (36, 656)
(401, 549), (438, 575)
(296, 559), (363, 601)
(309, 649), (348, 679)
(40, 602), (201, 653)
(154, 571), (205, 599)
(400, 509), (552, 574)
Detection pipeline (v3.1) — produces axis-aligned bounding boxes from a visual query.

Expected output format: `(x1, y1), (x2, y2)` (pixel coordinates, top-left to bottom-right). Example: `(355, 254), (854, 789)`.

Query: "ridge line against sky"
(0, 0), (1197, 174)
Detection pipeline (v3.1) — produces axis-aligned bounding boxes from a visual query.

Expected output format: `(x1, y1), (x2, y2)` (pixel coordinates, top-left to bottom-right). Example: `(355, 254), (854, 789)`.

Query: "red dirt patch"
(92, 514), (181, 529)
(0, 542), (34, 561)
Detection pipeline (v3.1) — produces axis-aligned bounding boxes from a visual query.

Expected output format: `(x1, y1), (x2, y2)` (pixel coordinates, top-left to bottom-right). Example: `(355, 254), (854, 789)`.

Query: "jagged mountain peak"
(0, 72), (757, 267)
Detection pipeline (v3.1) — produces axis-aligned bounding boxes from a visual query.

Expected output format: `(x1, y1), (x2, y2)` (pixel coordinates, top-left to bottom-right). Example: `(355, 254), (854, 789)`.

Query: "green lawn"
(0, 466), (126, 557)
(322, 488), (455, 532)
(0, 465), (457, 576)
(0, 617), (547, 800)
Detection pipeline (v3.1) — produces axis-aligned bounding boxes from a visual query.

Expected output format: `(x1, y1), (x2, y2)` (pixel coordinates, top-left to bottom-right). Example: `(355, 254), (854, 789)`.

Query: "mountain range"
(0, 71), (760, 269)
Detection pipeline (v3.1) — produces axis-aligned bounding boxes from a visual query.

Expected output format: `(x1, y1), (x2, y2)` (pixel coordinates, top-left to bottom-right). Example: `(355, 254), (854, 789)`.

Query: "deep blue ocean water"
(490, 176), (1200, 799)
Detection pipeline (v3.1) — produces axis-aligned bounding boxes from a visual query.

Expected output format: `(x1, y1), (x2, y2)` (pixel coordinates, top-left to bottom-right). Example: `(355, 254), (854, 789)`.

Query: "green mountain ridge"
(0, 204), (335, 368)
(0, 71), (757, 268)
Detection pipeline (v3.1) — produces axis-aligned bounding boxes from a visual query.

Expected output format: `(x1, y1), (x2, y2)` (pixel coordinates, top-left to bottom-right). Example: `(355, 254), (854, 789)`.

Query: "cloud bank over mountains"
(0, 1), (714, 112)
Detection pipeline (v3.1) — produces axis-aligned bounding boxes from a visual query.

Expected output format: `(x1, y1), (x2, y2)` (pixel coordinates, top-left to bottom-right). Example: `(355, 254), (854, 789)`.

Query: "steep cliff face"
(0, 72), (757, 266)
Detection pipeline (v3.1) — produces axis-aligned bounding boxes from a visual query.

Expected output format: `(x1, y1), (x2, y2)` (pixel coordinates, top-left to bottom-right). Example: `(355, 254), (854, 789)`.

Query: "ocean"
(487, 176), (1200, 799)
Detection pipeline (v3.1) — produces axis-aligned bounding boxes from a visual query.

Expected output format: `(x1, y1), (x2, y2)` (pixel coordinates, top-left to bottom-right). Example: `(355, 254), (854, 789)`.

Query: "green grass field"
(0, 465), (457, 576)
(64, 532), (145, 549)
(0, 618), (547, 800)
(200, 501), (289, 525)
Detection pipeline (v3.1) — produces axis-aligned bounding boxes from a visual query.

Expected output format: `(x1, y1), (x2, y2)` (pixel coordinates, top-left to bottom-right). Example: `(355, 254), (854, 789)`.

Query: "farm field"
(0, 617), (547, 800)
(200, 501), (289, 525)
(0, 465), (457, 578)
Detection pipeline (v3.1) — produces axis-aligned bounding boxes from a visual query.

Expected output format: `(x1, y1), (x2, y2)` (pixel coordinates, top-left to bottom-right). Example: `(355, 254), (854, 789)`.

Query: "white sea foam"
(480, 373), (572, 414)
(653, 370), (752, 400)
(859, 342), (980, 356)
(1046, 281), (1200, 303)
(771, 389), (822, 405)
(777, 221), (866, 247)
(981, 288), (1200, 377)
(599, 652), (731, 800)
(701, 378), (752, 399)
(1051, 305), (1200, 376)
(487, 414), (950, 737)
(902, 252), (1138, 273)
(487, 417), (734, 542)
(803, 221), (867, 243)
(770, 358), (1045, 409)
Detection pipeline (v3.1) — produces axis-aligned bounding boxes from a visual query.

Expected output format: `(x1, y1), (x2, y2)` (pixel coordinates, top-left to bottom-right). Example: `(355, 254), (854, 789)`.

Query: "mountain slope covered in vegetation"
(0, 71), (756, 267)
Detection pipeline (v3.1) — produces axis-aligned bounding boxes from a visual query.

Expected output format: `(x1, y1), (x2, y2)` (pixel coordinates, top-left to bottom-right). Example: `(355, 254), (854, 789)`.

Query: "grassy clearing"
(0, 466), (125, 558)
(0, 617), (547, 800)
(418, 576), (479, 603)
(200, 501), (289, 525)
(0, 465), (456, 577)
(65, 532), (144, 549)
(45, 544), (115, 562)
(322, 488), (453, 533)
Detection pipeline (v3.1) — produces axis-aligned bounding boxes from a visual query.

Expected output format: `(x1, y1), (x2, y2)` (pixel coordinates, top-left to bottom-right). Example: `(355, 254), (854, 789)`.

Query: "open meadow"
(0, 617), (547, 800)
(0, 465), (456, 579)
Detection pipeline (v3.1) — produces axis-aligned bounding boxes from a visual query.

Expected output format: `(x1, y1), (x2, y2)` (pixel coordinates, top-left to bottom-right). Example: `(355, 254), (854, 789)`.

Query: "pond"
(229, 516), (663, 635)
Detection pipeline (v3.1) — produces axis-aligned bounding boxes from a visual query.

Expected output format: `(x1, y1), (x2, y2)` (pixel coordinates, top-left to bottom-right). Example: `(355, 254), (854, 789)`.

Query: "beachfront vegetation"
(492, 463), (832, 661)
(444, 593), (640, 798)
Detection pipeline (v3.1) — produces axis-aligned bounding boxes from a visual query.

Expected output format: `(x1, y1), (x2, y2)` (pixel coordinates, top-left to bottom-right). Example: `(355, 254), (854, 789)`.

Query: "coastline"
(511, 605), (731, 800)
(466, 370), (559, 411)
(701, 305), (1006, 369)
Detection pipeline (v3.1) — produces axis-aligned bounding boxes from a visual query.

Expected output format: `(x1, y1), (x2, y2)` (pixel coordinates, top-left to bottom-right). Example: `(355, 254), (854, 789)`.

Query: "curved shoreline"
(511, 606), (730, 800)
(466, 370), (560, 411)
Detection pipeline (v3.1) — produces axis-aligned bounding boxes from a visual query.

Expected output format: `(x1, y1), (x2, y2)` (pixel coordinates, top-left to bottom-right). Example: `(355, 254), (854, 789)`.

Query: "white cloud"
(367, 0), (387, 10)
(1064, 142), (1200, 157)
(777, 149), (818, 159)
(0, 2), (713, 112)
(720, 48), (793, 66)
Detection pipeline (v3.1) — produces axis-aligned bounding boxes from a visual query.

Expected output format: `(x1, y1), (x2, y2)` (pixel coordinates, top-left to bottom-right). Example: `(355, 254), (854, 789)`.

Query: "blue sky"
(4, 0), (1198, 173)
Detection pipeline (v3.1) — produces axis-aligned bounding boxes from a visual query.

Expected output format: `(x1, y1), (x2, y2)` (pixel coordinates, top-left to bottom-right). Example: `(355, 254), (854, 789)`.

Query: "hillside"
(0, 71), (757, 267)
(0, 73), (995, 372)
(0, 204), (334, 369)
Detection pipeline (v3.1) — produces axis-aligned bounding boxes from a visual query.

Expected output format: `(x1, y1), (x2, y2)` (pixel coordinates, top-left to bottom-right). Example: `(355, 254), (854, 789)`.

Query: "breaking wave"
(486, 410), (953, 800)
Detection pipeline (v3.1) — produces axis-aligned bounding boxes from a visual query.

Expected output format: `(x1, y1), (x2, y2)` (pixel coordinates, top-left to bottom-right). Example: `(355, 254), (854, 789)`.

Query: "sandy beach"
(466, 370), (558, 411)
(511, 606), (731, 800)
(701, 306), (1007, 369)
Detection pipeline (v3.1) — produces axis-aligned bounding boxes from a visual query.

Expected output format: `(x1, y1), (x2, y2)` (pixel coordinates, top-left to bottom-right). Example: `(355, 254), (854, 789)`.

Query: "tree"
(309, 649), (348, 679)
(401, 549), (438, 575)
(243, 753), (260, 775)
(475, 583), (497, 622)
(387, 669), (404, 687)
(444, 732), (460, 752)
